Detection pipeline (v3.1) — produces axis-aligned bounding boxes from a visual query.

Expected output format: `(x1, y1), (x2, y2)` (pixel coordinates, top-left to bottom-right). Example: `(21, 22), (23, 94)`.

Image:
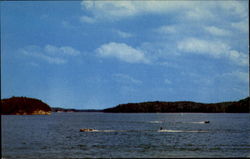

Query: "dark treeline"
(103, 97), (250, 113)
(52, 107), (101, 112)
(1, 96), (249, 114)
(1, 97), (52, 115)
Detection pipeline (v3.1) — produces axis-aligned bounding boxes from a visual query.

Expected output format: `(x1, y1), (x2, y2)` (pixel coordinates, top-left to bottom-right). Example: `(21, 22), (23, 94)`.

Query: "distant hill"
(2, 96), (249, 114)
(52, 107), (101, 112)
(103, 97), (250, 113)
(1, 97), (52, 115)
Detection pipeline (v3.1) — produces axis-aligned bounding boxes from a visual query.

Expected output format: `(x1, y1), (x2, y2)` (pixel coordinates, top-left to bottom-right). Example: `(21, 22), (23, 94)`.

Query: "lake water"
(2, 113), (250, 158)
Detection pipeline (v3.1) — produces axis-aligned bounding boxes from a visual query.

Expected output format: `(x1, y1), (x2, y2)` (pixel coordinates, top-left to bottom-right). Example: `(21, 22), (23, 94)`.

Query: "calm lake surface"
(2, 113), (250, 158)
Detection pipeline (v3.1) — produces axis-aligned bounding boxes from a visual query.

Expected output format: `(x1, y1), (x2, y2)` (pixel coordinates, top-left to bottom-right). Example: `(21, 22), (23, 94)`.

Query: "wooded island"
(1, 97), (52, 115)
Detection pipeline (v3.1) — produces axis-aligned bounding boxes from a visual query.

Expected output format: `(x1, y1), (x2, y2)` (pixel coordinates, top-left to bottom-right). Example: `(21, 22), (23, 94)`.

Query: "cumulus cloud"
(96, 42), (150, 64)
(80, 1), (247, 22)
(80, 1), (137, 22)
(177, 38), (230, 57)
(80, 1), (194, 21)
(177, 38), (248, 66)
(204, 26), (232, 36)
(20, 45), (80, 64)
(80, 1), (248, 68)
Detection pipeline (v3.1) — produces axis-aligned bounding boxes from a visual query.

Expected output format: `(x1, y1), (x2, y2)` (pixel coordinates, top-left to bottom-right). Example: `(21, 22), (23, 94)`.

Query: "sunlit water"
(2, 113), (250, 158)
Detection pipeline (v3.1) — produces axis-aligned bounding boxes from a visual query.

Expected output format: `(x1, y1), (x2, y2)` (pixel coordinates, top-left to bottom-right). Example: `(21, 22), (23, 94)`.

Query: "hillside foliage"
(103, 97), (250, 113)
(1, 97), (52, 115)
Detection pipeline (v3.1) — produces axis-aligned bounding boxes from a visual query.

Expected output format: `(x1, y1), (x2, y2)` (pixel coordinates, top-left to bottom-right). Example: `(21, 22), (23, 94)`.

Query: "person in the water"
(160, 127), (163, 130)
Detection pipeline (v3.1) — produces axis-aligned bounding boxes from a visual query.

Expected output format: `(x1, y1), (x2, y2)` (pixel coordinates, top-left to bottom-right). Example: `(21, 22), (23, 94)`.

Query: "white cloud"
(204, 26), (232, 36)
(45, 45), (58, 54)
(177, 38), (248, 66)
(231, 19), (249, 33)
(81, 1), (247, 22)
(228, 50), (248, 66)
(185, 1), (248, 21)
(156, 25), (177, 34)
(21, 47), (66, 64)
(80, 1), (248, 68)
(113, 73), (142, 85)
(80, 1), (196, 21)
(158, 62), (181, 69)
(45, 45), (80, 56)
(21, 45), (80, 64)
(113, 29), (134, 38)
(218, 1), (248, 19)
(177, 38), (230, 57)
(61, 46), (80, 56)
(81, 1), (138, 20)
(38, 54), (67, 64)
(96, 42), (150, 64)
(185, 6), (214, 20)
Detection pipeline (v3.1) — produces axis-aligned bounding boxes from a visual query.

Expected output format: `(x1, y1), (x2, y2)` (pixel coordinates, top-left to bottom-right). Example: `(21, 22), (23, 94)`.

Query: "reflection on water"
(2, 113), (250, 158)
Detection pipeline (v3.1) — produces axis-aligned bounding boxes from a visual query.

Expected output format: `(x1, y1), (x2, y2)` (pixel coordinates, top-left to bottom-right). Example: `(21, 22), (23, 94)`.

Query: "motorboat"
(80, 128), (96, 132)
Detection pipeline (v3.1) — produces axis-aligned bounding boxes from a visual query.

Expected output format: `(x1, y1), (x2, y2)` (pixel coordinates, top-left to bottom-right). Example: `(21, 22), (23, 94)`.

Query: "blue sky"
(1, 1), (249, 109)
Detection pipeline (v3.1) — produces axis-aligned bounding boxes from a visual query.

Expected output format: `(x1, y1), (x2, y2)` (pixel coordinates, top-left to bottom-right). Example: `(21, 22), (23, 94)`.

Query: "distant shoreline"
(103, 97), (250, 113)
(51, 107), (102, 113)
(53, 97), (250, 113)
(1, 96), (249, 115)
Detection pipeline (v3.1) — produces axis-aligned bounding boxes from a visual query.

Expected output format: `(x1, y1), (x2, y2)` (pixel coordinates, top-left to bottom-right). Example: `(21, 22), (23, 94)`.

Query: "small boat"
(80, 128), (96, 132)
(204, 121), (210, 124)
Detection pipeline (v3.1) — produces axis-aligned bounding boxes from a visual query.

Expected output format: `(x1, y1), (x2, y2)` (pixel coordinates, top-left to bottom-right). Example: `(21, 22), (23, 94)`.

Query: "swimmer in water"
(160, 127), (163, 130)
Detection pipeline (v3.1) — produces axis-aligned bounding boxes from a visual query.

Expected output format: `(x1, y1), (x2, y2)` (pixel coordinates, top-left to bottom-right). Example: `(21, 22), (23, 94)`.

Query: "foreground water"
(2, 113), (250, 158)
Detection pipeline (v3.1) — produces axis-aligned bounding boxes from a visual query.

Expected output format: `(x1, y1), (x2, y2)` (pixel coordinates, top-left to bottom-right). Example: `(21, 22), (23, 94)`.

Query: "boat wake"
(80, 129), (138, 132)
(80, 129), (208, 133)
(158, 129), (208, 133)
(183, 121), (210, 124)
(149, 120), (163, 124)
(148, 121), (210, 124)
(94, 130), (127, 132)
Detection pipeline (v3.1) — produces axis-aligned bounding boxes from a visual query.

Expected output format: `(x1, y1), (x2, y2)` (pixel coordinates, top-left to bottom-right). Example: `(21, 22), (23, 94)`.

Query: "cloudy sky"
(1, 1), (249, 109)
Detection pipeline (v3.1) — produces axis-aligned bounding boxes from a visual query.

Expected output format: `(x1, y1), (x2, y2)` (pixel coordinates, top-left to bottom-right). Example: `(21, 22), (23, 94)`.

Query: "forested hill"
(103, 97), (250, 113)
(1, 97), (52, 115)
(1, 96), (249, 114)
